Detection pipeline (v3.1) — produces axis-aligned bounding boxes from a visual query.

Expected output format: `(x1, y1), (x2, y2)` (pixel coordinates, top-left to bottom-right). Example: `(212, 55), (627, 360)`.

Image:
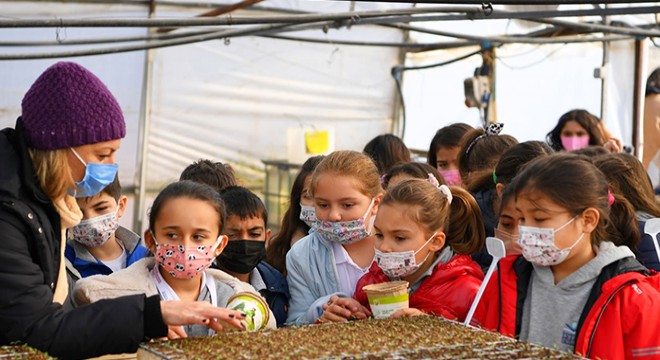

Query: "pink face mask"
(439, 169), (462, 186)
(560, 136), (590, 151)
(152, 233), (223, 279)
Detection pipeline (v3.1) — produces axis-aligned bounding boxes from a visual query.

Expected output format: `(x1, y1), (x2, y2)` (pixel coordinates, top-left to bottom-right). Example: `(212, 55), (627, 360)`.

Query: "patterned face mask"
(313, 198), (375, 245)
(71, 207), (119, 248)
(152, 232), (224, 279)
(375, 232), (436, 278)
(299, 204), (317, 228)
(518, 215), (584, 266)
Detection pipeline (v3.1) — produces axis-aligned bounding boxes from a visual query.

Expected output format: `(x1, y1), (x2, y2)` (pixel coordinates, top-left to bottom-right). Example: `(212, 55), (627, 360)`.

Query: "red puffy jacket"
(354, 255), (484, 322)
(472, 255), (660, 360)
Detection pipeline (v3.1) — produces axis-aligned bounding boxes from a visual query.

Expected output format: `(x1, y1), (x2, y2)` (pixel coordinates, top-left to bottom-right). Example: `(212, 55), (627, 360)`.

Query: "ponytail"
(605, 192), (640, 250)
(445, 186), (485, 254)
(383, 180), (484, 255)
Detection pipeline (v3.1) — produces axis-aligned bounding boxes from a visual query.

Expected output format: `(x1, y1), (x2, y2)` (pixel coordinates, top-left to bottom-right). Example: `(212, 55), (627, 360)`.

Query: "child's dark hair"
(267, 155), (324, 275)
(219, 186), (268, 226)
(546, 109), (606, 151)
(179, 159), (237, 192)
(494, 141), (553, 186)
(383, 179), (484, 255)
(513, 153), (640, 249)
(458, 127), (518, 193)
(363, 134), (411, 175)
(646, 67), (660, 96)
(427, 123), (473, 169)
(100, 174), (122, 202)
(382, 162), (445, 190)
(572, 145), (609, 158)
(148, 180), (226, 234)
(593, 153), (660, 218)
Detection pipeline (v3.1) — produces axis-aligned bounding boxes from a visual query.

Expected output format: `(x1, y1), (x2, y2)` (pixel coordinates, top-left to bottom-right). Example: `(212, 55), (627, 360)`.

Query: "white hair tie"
(438, 184), (453, 204)
(427, 173), (440, 187)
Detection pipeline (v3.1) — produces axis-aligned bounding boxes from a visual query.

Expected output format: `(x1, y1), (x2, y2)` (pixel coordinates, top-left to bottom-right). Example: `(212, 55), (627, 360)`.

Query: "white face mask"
(518, 215), (584, 266)
(375, 232), (436, 278)
(71, 206), (120, 248)
(299, 204), (317, 228)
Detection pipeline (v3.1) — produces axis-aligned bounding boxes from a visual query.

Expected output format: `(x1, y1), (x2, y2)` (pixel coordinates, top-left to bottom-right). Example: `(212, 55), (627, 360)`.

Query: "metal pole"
(599, 5), (609, 123)
(133, 1), (156, 234)
(632, 39), (648, 160)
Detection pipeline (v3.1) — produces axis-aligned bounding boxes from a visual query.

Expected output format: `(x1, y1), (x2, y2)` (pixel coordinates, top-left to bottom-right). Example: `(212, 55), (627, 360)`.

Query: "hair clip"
(608, 190), (615, 206)
(438, 184), (453, 204)
(427, 173), (440, 188)
(492, 170), (498, 184)
(465, 123), (504, 157)
(380, 173), (387, 185)
(485, 122), (504, 136)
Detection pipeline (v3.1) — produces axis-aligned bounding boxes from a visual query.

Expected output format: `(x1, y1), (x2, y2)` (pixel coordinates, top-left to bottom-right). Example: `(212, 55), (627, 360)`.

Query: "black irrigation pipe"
(263, 34), (479, 50)
(534, 17), (660, 38)
(0, 6), (482, 28)
(390, 23), (633, 44)
(0, 22), (295, 59)
(330, 0), (660, 4)
(1, 5), (659, 28)
(0, 29), (219, 46)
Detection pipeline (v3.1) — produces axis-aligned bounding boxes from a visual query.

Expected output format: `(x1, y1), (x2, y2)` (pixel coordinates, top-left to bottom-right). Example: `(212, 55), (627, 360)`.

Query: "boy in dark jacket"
(65, 175), (149, 281)
(214, 186), (290, 327)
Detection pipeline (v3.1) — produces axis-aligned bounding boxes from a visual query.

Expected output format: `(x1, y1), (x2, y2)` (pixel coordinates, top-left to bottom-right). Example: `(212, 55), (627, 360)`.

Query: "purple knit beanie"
(21, 62), (126, 150)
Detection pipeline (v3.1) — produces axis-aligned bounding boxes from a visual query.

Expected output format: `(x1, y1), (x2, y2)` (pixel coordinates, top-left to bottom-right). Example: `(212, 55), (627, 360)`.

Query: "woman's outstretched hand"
(160, 301), (248, 333)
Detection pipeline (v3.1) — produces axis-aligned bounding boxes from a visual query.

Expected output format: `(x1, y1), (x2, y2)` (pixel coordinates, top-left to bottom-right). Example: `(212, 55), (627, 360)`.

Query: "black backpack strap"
(513, 257), (533, 339)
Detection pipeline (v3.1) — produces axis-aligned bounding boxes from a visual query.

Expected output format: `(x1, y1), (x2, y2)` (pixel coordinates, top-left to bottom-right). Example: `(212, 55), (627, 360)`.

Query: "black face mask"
(217, 239), (266, 274)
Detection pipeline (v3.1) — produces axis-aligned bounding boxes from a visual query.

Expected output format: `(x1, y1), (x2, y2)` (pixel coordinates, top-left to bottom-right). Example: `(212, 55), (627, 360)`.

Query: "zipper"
(585, 279), (637, 357)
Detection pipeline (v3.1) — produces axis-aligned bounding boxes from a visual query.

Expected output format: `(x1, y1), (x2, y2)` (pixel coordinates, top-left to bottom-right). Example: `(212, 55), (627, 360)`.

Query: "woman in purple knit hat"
(0, 62), (247, 359)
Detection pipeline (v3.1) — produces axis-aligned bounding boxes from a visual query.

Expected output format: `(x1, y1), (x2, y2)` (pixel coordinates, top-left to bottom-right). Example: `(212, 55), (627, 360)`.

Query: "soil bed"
(138, 316), (581, 359)
(0, 345), (53, 359)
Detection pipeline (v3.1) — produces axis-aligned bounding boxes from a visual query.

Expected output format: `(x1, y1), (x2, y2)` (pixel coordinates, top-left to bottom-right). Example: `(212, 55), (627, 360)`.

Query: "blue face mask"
(70, 148), (118, 198)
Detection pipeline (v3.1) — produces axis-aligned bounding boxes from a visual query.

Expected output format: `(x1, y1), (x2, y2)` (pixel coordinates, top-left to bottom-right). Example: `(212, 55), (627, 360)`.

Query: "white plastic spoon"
(463, 236), (506, 327)
(645, 218), (660, 266)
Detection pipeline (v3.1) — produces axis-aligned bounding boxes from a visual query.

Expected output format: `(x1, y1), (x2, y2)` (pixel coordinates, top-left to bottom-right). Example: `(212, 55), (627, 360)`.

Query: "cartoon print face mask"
(518, 215), (585, 266)
(375, 232), (436, 278)
(71, 206), (119, 248)
(152, 232), (223, 279)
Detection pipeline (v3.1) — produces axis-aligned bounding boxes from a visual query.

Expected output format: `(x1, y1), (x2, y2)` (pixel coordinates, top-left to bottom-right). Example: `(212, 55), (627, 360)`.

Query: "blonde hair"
(28, 148), (74, 202)
(311, 150), (382, 198)
(383, 179), (484, 254)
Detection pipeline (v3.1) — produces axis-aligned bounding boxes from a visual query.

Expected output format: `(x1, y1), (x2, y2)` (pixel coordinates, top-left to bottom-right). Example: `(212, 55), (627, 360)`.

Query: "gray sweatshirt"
(519, 241), (635, 353)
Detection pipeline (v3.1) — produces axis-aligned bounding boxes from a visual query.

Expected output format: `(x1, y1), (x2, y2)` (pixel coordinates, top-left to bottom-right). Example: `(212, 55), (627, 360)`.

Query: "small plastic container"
(362, 281), (409, 319)
(226, 292), (270, 331)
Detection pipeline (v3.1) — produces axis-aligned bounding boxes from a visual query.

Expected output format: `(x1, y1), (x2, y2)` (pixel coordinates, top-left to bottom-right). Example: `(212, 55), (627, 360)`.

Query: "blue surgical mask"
(70, 148), (118, 198)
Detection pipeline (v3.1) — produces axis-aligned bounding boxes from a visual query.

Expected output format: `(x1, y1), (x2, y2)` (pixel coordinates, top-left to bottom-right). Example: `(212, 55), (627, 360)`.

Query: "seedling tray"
(138, 316), (581, 359)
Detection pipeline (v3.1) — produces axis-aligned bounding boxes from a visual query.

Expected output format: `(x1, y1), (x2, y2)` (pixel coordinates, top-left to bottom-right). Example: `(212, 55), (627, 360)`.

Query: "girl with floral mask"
(75, 181), (276, 337)
(286, 151), (383, 325)
(472, 154), (660, 359)
(353, 178), (485, 322)
(66, 175), (149, 280)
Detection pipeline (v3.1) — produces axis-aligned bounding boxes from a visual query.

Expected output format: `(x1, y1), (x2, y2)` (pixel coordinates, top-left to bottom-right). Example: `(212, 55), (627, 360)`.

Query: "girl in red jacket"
(353, 177), (485, 321)
(473, 153), (660, 359)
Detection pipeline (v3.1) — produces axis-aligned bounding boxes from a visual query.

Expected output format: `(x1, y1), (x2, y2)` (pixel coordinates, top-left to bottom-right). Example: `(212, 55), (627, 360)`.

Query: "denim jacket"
(285, 231), (350, 325)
